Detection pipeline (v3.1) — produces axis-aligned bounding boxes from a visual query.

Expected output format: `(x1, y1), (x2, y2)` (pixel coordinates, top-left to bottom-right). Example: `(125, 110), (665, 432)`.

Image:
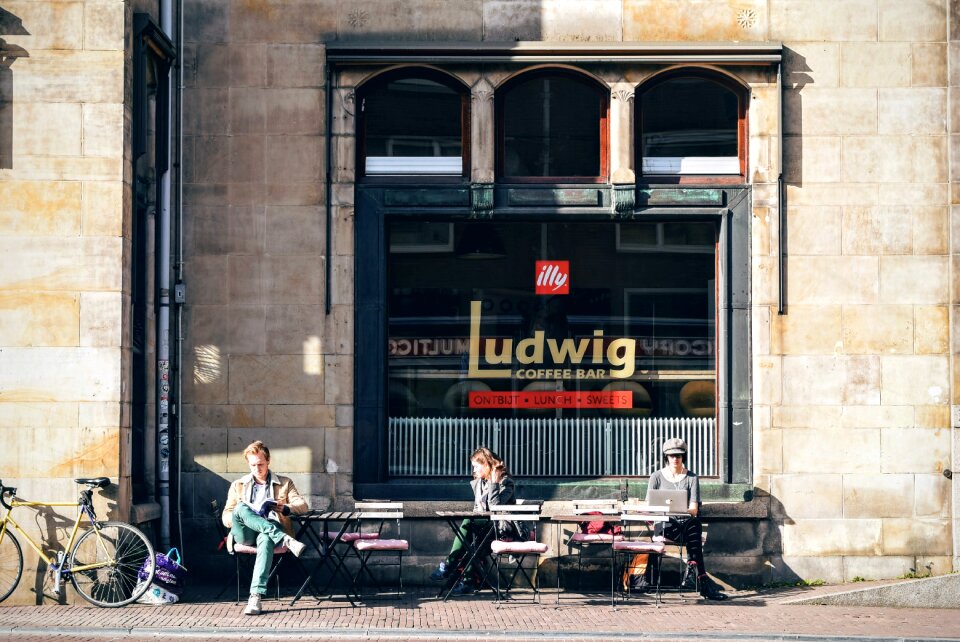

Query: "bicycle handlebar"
(0, 482), (15, 510)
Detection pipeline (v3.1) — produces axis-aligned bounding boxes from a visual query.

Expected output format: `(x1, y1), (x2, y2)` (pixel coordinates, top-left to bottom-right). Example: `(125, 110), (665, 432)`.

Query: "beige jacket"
(222, 472), (308, 537)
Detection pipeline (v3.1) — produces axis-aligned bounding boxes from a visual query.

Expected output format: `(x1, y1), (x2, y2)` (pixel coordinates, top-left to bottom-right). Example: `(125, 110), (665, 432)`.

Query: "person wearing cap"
(647, 437), (728, 600)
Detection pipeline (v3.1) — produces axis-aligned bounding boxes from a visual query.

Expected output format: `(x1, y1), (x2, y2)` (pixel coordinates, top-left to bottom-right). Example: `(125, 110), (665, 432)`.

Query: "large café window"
(387, 220), (718, 479)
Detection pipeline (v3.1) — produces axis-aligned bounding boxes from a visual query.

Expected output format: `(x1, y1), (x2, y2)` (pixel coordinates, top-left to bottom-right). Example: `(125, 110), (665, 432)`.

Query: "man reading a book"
(222, 440), (309, 615)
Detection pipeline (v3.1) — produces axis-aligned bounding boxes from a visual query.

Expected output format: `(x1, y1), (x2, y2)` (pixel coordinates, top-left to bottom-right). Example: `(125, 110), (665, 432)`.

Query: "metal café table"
(289, 510), (360, 606)
(434, 510), (496, 601)
(550, 513), (623, 606)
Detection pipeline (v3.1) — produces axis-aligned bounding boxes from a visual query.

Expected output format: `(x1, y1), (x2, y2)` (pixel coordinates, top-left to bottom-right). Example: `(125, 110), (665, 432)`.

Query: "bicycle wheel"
(0, 529), (23, 602)
(69, 521), (154, 607)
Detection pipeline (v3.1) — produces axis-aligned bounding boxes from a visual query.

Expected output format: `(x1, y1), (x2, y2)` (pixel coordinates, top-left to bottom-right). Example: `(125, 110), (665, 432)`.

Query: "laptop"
(646, 489), (690, 513)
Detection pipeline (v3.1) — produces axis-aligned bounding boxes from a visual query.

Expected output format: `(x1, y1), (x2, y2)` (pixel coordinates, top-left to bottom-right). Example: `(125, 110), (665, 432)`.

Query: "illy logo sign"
(535, 261), (570, 295)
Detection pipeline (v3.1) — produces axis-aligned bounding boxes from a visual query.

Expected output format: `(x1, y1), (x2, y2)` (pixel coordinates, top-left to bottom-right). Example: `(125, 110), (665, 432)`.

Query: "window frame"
(636, 68), (749, 183)
(353, 184), (752, 500)
(496, 67), (610, 184)
(356, 66), (471, 182)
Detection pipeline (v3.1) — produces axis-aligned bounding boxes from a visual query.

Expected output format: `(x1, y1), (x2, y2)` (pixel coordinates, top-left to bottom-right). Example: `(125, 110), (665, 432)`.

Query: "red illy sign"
(535, 261), (570, 295)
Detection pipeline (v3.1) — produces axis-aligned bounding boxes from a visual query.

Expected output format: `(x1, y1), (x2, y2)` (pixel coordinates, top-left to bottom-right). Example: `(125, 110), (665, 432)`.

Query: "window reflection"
(386, 221), (716, 420)
(500, 74), (604, 178)
(362, 75), (465, 175)
(640, 75), (741, 175)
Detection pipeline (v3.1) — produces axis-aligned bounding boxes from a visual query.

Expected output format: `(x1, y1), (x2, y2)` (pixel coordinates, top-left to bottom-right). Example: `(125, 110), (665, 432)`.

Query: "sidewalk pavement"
(0, 581), (958, 642)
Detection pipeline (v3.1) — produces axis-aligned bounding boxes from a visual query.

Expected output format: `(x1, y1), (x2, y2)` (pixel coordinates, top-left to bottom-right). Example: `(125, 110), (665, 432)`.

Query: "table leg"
(288, 520), (325, 604)
(290, 518), (358, 607)
(440, 520), (496, 601)
(555, 522), (562, 606)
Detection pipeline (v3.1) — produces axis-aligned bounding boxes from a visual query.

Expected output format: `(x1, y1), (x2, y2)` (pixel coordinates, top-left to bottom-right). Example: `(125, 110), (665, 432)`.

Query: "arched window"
(637, 70), (747, 177)
(358, 68), (469, 177)
(497, 69), (609, 181)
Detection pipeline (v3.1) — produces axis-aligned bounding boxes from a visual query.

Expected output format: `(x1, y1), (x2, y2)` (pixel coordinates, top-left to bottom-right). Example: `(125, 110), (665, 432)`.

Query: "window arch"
(358, 67), (469, 177)
(637, 69), (748, 177)
(497, 68), (609, 182)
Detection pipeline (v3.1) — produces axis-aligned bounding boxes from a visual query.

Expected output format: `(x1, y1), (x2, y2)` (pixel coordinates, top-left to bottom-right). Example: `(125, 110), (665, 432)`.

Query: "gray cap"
(662, 437), (687, 455)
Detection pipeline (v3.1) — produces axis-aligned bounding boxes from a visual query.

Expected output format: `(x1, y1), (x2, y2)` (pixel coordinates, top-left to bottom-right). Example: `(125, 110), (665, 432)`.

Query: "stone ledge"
(781, 573), (960, 608)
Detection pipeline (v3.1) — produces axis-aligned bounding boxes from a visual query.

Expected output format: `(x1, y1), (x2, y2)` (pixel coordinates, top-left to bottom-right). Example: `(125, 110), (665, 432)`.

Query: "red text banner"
(468, 391), (632, 409)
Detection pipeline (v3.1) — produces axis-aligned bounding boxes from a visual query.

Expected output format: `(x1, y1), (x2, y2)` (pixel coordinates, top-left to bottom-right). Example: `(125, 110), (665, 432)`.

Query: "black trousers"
(661, 516), (706, 575)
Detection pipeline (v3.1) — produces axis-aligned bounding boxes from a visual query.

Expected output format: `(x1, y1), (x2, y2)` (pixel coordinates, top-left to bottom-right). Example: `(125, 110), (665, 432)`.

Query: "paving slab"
(0, 583), (958, 641)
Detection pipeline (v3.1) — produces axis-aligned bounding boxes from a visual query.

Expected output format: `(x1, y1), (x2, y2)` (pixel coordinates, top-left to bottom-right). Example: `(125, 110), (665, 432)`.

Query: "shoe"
(681, 561), (698, 591)
(449, 580), (474, 595)
(226, 533), (235, 555)
(627, 576), (650, 592)
(699, 577), (728, 601)
(282, 535), (306, 557)
(429, 561), (450, 581)
(244, 593), (262, 615)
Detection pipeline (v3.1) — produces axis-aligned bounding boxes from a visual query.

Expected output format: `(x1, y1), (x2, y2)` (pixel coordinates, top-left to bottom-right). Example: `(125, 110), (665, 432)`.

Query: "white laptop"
(646, 489), (690, 513)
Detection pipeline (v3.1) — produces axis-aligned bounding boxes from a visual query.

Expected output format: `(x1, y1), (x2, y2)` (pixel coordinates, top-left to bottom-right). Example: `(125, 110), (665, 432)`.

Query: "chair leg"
(397, 551), (403, 599)
(652, 554), (663, 607)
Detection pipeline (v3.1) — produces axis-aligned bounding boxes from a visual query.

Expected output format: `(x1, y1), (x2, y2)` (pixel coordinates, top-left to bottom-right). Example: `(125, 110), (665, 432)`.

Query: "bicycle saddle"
(74, 477), (110, 489)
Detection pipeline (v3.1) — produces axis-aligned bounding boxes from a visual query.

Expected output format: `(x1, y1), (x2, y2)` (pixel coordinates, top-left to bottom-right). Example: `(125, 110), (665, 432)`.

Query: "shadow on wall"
(8, 487), (118, 605)
(0, 7), (29, 169)
(682, 489), (799, 594)
(778, 46), (812, 315)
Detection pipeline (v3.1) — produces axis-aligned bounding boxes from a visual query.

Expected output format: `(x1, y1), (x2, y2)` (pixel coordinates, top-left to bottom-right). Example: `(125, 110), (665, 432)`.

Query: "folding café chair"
(352, 501), (409, 598)
(211, 499), (286, 602)
(566, 499), (623, 590)
(612, 503), (666, 607)
(489, 503), (549, 605)
(314, 516), (380, 594)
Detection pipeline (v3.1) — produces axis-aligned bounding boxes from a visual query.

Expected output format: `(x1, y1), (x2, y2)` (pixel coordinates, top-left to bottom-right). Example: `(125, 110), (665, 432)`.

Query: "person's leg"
(231, 504), (288, 596)
(672, 517), (706, 572)
(444, 518), (473, 565)
(666, 517), (726, 600)
(462, 518), (490, 578)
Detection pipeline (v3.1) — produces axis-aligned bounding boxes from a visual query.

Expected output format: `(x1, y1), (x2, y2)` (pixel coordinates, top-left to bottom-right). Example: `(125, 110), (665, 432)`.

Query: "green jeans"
(445, 517), (491, 575)
(230, 503), (287, 596)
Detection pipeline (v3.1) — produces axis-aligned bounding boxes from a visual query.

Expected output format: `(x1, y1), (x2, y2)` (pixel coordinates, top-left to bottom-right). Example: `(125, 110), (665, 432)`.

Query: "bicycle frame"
(0, 497), (110, 575)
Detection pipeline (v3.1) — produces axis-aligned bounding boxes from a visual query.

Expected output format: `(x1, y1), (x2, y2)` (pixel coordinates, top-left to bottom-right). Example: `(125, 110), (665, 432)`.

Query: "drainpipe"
(777, 60), (785, 315)
(157, 0), (174, 550)
(325, 61), (333, 316)
(173, 0), (185, 556)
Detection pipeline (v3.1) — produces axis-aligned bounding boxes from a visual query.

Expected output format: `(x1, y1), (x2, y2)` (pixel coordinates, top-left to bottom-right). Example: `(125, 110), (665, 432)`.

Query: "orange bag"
(622, 553), (649, 590)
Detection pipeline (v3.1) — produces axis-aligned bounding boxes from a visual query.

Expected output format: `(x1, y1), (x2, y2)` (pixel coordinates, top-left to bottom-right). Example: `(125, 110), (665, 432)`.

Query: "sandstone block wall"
(0, 0), (129, 604)
(0, 0), (954, 591)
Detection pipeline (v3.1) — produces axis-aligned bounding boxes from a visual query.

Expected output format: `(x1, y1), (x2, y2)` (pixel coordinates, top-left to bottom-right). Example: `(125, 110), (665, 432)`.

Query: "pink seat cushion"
(612, 541), (665, 553)
(327, 531), (380, 543)
(491, 540), (549, 555)
(354, 538), (409, 552)
(234, 543), (288, 555)
(571, 533), (625, 543)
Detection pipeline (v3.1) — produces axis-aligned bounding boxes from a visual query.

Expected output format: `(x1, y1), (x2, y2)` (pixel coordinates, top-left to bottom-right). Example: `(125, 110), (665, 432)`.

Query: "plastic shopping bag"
(135, 580), (180, 605)
(137, 548), (188, 600)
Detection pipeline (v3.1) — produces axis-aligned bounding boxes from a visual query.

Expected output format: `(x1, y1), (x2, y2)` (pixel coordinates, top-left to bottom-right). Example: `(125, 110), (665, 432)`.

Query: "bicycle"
(0, 477), (155, 607)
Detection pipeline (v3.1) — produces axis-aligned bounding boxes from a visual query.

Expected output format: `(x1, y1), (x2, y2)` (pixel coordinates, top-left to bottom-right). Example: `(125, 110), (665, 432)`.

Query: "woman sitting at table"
(430, 447), (520, 595)
(647, 437), (727, 601)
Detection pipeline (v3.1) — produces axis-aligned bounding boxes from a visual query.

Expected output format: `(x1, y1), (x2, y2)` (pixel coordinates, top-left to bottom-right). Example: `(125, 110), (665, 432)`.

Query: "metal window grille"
(387, 416), (717, 478)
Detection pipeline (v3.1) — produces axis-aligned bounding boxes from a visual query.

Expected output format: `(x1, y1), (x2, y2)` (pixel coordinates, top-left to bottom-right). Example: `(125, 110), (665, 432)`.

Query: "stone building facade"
(0, 0), (957, 603)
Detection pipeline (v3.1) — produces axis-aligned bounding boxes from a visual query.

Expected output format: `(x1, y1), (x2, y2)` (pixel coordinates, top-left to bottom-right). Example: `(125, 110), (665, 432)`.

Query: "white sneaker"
(226, 533), (235, 554)
(244, 593), (262, 615)
(283, 535), (306, 558)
